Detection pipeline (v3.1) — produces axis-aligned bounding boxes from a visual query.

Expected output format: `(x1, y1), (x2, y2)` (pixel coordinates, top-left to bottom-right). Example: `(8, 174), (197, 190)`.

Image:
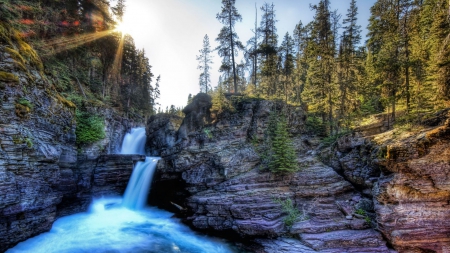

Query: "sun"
(114, 21), (131, 35)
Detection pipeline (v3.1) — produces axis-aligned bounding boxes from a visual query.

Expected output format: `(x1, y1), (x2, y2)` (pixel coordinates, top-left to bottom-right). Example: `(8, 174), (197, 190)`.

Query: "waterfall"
(7, 128), (235, 253)
(121, 127), (159, 210)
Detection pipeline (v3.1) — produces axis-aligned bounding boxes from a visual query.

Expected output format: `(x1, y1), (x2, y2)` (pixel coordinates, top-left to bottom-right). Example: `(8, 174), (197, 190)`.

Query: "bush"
(17, 97), (33, 109)
(321, 130), (351, 147)
(305, 115), (327, 136)
(75, 109), (105, 145)
(275, 198), (300, 227)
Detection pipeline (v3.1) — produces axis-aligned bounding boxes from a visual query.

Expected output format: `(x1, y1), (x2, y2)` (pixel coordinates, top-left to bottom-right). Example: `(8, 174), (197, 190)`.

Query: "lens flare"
(114, 21), (131, 35)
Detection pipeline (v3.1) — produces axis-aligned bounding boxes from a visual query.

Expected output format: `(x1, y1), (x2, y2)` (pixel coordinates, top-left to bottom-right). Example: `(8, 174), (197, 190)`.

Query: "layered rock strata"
(148, 94), (392, 252)
(329, 109), (450, 253)
(0, 42), (142, 251)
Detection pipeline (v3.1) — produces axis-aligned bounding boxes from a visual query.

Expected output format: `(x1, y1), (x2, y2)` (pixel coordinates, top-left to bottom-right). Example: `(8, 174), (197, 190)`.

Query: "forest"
(0, 0), (159, 123)
(1, 1), (450, 252)
(201, 0), (450, 136)
(1, 0), (449, 137)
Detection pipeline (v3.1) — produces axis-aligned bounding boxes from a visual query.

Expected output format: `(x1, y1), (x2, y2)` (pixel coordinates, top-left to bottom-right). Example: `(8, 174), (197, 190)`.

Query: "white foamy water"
(7, 128), (236, 253)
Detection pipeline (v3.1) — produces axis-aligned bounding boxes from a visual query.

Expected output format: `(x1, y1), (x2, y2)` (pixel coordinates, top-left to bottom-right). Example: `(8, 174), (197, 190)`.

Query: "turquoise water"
(7, 197), (237, 253)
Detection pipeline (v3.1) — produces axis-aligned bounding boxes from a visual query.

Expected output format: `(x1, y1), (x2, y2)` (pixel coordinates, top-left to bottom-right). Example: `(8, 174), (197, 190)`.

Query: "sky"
(116, 0), (376, 110)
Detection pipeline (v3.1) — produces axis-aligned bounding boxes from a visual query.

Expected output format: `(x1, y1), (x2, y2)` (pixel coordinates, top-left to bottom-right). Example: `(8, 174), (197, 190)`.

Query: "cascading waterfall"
(7, 127), (236, 253)
(120, 128), (159, 209)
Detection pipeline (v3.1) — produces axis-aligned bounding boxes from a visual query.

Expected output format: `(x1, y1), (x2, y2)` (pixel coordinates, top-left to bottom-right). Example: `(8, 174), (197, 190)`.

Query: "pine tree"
(216, 0), (244, 93)
(304, 0), (336, 134)
(337, 0), (362, 129)
(112, 0), (126, 22)
(293, 21), (311, 104)
(279, 32), (295, 102)
(197, 34), (213, 94)
(426, 0), (450, 101)
(269, 115), (298, 174)
(258, 3), (278, 97)
(367, 0), (402, 123)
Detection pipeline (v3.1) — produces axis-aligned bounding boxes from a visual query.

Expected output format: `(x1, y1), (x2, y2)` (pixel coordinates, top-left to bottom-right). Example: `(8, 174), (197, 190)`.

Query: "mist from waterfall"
(7, 128), (236, 253)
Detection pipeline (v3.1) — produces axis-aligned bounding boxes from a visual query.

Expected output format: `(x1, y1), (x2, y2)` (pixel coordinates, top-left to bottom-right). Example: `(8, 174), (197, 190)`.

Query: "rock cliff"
(326, 109), (450, 253)
(0, 37), (143, 252)
(147, 94), (393, 252)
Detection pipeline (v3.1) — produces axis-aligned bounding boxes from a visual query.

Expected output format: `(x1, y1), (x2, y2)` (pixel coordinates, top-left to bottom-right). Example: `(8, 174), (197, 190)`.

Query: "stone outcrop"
(147, 94), (392, 252)
(145, 113), (183, 156)
(328, 109), (450, 253)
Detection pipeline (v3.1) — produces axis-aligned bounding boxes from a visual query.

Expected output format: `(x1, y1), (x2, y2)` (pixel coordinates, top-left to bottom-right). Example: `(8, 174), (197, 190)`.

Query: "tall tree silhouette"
(197, 34), (213, 94)
(216, 0), (243, 93)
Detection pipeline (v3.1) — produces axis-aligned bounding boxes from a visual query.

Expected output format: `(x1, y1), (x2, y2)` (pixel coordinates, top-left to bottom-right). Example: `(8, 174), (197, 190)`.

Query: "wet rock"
(0, 43), (144, 251)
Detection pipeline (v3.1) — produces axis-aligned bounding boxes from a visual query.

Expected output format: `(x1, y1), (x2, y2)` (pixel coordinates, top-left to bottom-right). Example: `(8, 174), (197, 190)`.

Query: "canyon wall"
(147, 94), (393, 253)
(328, 109), (450, 253)
(0, 42), (142, 251)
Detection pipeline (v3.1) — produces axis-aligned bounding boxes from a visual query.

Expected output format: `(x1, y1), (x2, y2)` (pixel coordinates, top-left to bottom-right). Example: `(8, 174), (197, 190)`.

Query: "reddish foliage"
(20, 30), (36, 38)
(61, 21), (69, 27)
(73, 21), (80, 26)
(18, 5), (33, 11)
(19, 19), (34, 25)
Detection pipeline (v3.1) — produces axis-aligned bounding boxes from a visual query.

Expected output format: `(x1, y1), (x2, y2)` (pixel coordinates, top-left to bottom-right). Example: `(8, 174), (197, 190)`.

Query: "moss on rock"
(56, 94), (77, 109)
(0, 71), (19, 83)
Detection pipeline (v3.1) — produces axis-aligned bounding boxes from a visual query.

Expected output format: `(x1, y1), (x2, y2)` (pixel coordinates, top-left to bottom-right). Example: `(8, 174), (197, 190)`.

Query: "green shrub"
(275, 198), (300, 227)
(25, 138), (33, 148)
(355, 208), (366, 215)
(305, 115), (327, 136)
(17, 98), (33, 109)
(75, 109), (105, 145)
(321, 130), (351, 147)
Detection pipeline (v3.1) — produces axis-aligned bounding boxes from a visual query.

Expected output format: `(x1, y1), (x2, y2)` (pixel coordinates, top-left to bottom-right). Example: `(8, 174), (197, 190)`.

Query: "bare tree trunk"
(229, 14), (237, 93)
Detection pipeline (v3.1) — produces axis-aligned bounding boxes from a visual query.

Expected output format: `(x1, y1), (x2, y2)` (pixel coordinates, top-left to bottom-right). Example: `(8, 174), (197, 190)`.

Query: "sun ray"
(39, 30), (115, 56)
(109, 33), (125, 99)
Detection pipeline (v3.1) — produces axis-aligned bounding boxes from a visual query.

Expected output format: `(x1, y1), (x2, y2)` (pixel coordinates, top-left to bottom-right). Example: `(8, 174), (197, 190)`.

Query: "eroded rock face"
(375, 116), (450, 253)
(0, 44), (143, 252)
(145, 113), (183, 156)
(329, 110), (450, 253)
(147, 95), (391, 252)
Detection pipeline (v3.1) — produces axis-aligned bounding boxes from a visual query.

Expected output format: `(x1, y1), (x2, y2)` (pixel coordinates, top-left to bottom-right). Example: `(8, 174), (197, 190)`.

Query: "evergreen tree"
(197, 34), (213, 94)
(258, 3), (279, 97)
(246, 3), (259, 89)
(304, 0), (336, 134)
(269, 115), (298, 174)
(112, 0), (126, 22)
(337, 0), (362, 129)
(367, 0), (402, 123)
(216, 0), (244, 93)
(425, 0), (450, 101)
(293, 21), (311, 104)
(279, 32), (295, 102)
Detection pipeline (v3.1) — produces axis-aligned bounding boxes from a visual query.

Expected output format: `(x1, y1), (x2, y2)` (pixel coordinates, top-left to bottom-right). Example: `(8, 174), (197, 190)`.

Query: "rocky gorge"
(146, 94), (450, 253)
(1, 35), (449, 253)
(0, 38), (145, 251)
